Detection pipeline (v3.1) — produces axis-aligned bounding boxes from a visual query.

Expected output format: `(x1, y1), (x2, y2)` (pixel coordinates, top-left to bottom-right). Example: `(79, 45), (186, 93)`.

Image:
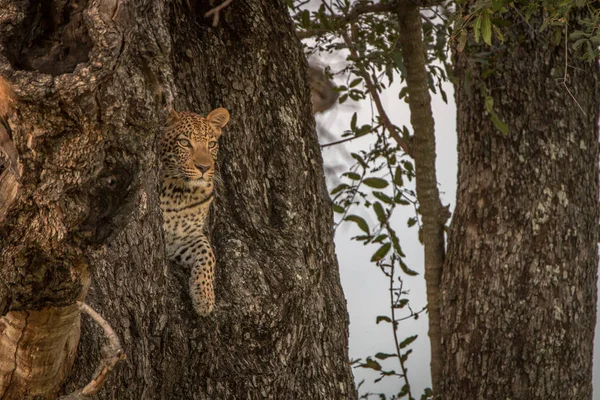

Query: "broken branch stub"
(59, 302), (126, 400)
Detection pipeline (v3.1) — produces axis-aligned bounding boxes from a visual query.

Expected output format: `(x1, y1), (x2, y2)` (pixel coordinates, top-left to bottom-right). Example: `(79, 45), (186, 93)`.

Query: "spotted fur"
(160, 107), (230, 316)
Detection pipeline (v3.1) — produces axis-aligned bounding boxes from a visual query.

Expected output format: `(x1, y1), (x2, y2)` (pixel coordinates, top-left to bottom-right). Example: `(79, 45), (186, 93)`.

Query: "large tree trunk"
(440, 9), (599, 399)
(0, 1), (356, 399)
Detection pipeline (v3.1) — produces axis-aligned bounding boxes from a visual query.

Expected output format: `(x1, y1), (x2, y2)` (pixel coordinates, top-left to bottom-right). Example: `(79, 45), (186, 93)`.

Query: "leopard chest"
(160, 185), (212, 239)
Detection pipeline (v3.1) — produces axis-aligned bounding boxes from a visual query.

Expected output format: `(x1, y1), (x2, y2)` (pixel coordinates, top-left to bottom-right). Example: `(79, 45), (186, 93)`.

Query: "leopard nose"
(196, 164), (211, 173)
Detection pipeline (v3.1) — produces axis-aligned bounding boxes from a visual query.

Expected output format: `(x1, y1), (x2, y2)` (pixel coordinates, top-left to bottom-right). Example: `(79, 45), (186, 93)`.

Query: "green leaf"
(573, 37), (591, 52)
(398, 384), (409, 397)
(399, 259), (419, 276)
(457, 29), (467, 52)
(339, 93), (348, 104)
(376, 315), (392, 324)
(300, 10), (310, 28)
(399, 335), (418, 349)
(357, 124), (371, 135)
(373, 201), (386, 222)
(371, 242), (391, 262)
(484, 95), (494, 114)
(373, 191), (393, 204)
(364, 177), (389, 189)
(343, 171), (361, 180)
(350, 112), (357, 130)
(351, 153), (368, 169)
(407, 217), (417, 228)
(330, 183), (349, 195)
(372, 234), (387, 243)
(481, 10), (492, 46)
(392, 52), (406, 76)
(491, 113), (509, 135)
(421, 387), (434, 400)
(375, 352), (397, 360)
(474, 15), (482, 43)
(353, 235), (371, 242)
(394, 299), (409, 308)
(345, 215), (370, 234)
(349, 78), (362, 88)
(394, 167), (404, 186)
(332, 204), (344, 214)
(361, 357), (382, 371)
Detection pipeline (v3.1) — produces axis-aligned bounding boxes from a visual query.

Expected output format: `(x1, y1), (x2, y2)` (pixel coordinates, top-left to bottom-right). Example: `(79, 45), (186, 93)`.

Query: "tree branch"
(59, 302), (126, 400)
(315, 1), (410, 154)
(339, 30), (411, 155)
(395, 0), (447, 395)
(205, 0), (233, 27)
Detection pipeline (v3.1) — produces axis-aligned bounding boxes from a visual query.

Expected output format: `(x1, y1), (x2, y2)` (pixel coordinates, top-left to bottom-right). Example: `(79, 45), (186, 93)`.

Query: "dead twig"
(205, 0), (233, 27)
(59, 302), (126, 400)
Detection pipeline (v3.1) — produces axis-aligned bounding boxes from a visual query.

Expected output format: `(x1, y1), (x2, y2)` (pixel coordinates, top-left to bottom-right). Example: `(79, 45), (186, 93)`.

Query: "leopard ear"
(166, 108), (180, 126)
(206, 108), (230, 130)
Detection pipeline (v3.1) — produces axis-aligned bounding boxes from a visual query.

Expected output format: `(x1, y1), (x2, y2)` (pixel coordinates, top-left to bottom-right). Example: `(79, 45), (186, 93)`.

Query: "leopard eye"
(177, 138), (192, 148)
(208, 140), (218, 149)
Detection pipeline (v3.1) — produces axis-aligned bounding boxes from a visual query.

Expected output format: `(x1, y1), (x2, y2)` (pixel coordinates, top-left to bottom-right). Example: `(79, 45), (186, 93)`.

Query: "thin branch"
(318, 0), (410, 154)
(389, 263), (413, 397)
(205, 0), (233, 27)
(59, 302), (126, 400)
(558, 24), (587, 116)
(344, 32), (411, 155)
(321, 124), (382, 148)
(321, 135), (362, 148)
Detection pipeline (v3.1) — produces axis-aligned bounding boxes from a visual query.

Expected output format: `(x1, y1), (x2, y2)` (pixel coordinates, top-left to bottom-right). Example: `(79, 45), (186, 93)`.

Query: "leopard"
(159, 107), (230, 316)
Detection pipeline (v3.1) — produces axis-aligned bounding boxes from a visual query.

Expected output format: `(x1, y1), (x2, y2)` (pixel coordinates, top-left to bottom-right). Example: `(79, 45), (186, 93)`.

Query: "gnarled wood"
(0, 1), (355, 399)
(0, 305), (80, 399)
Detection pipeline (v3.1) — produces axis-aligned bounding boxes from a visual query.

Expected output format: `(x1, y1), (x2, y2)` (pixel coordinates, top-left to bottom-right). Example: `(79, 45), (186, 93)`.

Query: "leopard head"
(161, 107), (230, 189)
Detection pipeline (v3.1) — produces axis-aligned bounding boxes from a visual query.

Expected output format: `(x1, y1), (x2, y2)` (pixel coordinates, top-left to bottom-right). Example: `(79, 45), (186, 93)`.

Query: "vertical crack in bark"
(3, 310), (29, 394)
(0, 306), (80, 399)
(395, 1), (447, 395)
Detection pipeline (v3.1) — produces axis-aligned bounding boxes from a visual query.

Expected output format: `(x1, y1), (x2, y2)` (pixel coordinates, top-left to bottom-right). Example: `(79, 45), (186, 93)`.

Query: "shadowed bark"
(0, 1), (356, 399)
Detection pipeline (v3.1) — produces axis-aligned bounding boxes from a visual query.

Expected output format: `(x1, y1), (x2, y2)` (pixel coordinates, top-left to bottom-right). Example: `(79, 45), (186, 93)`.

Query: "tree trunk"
(0, 1), (356, 399)
(395, 2), (446, 394)
(441, 9), (599, 399)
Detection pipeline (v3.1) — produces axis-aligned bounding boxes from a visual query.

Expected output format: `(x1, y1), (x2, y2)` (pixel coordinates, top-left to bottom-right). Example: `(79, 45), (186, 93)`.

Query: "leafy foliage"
(289, 1), (447, 399)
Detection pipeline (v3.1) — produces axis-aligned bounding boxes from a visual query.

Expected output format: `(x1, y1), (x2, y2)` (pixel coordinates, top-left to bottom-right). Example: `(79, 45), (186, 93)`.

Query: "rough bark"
(395, 1), (446, 394)
(0, 1), (356, 399)
(441, 9), (599, 399)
